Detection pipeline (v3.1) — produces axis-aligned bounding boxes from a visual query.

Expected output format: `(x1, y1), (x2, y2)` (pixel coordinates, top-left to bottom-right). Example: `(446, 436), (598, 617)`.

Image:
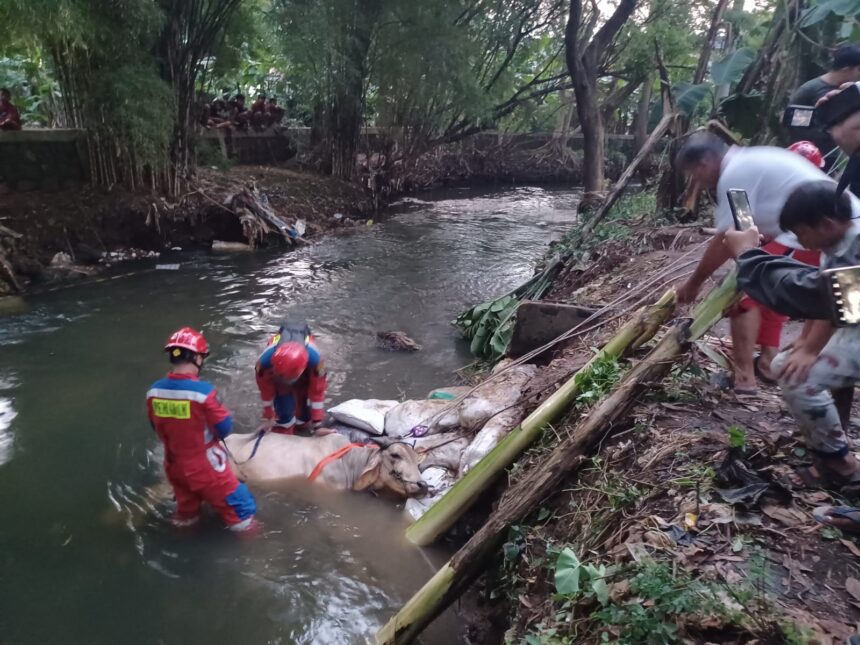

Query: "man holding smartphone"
(675, 132), (860, 392)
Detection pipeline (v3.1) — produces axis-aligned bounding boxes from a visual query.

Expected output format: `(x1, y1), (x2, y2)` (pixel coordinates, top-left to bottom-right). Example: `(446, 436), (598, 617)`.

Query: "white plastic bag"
(412, 432), (470, 473)
(327, 399), (399, 435)
(404, 466), (455, 521)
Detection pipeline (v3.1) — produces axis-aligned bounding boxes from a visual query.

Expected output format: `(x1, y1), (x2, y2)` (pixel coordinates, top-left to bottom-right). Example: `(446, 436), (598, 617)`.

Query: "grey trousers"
(772, 328), (860, 457)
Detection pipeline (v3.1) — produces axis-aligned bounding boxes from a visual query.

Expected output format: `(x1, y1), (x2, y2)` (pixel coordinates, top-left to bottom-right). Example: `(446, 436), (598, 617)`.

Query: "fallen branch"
(377, 272), (740, 644)
(407, 289), (675, 547)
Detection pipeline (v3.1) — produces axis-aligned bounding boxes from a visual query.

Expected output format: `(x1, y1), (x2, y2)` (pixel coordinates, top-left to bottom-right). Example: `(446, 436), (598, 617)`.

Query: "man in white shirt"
(675, 132), (860, 392)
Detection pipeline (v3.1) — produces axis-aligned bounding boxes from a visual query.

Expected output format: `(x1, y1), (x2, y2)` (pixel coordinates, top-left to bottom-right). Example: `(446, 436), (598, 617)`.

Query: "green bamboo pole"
(406, 289), (677, 547)
(377, 272), (739, 645)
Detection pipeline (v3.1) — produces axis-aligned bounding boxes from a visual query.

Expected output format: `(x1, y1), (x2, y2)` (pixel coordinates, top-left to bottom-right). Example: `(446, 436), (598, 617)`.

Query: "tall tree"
(564, 0), (637, 200)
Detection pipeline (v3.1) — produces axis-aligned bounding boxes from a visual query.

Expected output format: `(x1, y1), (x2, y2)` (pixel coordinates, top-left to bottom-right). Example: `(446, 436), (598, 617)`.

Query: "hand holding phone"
(727, 189), (755, 232)
(724, 227), (761, 258)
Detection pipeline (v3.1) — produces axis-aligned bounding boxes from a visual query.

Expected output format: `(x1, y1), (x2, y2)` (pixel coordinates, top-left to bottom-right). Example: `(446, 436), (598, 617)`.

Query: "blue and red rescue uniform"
(256, 329), (327, 433)
(146, 373), (256, 530)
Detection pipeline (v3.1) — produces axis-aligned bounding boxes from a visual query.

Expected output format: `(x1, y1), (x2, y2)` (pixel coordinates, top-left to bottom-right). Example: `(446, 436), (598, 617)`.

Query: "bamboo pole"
(377, 272), (739, 644)
(406, 288), (677, 547)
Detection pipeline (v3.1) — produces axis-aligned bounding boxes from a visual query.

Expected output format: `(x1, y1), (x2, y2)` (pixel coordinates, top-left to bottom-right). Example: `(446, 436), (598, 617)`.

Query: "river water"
(0, 186), (579, 644)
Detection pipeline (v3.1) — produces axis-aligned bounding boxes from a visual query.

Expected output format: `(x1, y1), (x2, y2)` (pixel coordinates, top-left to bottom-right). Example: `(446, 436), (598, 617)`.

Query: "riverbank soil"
(460, 224), (860, 644)
(0, 163), (373, 295)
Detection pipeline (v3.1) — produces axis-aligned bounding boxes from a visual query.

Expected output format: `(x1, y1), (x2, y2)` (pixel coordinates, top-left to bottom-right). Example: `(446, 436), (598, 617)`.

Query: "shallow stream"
(0, 186), (580, 644)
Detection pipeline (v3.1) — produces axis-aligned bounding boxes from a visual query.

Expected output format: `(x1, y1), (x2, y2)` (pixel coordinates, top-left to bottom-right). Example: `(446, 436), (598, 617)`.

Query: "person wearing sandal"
(725, 181), (860, 496)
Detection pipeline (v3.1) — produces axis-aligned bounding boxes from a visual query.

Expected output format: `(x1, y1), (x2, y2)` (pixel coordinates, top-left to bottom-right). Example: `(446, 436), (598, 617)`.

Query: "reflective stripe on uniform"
(147, 388), (209, 404)
(309, 401), (325, 410)
(206, 445), (228, 472)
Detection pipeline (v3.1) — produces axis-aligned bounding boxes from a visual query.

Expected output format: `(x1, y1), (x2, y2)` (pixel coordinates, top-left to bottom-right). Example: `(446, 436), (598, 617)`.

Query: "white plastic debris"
(212, 240), (252, 252)
(404, 467), (455, 521)
(384, 399), (460, 437)
(456, 363), (535, 431)
(333, 212), (344, 220)
(294, 218), (307, 236)
(50, 252), (73, 267)
(459, 407), (524, 475)
(155, 264), (180, 270)
(327, 399), (399, 436)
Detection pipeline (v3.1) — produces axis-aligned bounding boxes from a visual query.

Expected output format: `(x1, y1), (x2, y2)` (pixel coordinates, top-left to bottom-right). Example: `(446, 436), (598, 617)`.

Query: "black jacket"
(735, 232), (860, 320)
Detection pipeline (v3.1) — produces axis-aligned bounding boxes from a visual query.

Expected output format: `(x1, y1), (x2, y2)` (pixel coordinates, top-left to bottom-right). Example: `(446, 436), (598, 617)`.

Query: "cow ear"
(354, 451), (382, 491)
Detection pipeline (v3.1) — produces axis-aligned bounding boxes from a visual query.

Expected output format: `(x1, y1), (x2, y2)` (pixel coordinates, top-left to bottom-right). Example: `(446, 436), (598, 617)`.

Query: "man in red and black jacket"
(147, 327), (258, 532)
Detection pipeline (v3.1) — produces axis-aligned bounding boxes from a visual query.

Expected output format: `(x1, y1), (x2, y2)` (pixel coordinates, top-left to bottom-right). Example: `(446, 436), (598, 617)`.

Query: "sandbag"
(412, 433), (470, 473)
(459, 407), (524, 475)
(327, 399), (399, 436)
(384, 399), (460, 437)
(456, 363), (536, 431)
(404, 467), (455, 522)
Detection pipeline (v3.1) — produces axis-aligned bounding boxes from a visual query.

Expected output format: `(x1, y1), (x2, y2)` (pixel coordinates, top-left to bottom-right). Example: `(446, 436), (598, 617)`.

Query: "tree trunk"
(632, 73), (653, 153)
(564, 0), (637, 199)
(378, 274), (741, 645)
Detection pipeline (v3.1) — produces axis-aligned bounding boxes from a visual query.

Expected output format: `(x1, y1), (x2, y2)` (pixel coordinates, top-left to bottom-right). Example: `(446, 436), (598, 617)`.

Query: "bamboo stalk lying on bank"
(377, 272), (739, 645)
(407, 289), (676, 547)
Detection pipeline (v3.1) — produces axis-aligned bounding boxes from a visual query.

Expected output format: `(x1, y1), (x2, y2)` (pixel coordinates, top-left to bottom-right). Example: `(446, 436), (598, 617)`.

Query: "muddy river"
(0, 186), (579, 644)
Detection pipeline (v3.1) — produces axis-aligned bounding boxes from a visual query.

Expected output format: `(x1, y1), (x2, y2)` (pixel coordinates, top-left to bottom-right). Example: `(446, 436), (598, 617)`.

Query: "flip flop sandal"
(799, 466), (860, 500)
(753, 354), (778, 385)
(812, 505), (860, 533)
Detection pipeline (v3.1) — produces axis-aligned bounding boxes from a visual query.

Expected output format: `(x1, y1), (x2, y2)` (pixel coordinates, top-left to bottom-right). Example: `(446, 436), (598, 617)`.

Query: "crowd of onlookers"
(199, 93), (286, 132)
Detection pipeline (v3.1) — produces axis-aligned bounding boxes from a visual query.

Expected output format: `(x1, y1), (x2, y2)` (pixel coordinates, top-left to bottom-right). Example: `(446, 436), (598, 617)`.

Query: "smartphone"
(824, 265), (860, 326)
(727, 189), (755, 231)
(782, 105), (815, 128)
(817, 82), (860, 130)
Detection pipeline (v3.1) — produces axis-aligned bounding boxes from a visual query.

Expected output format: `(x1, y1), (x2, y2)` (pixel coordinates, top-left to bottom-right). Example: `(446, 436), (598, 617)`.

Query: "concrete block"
(509, 300), (599, 357)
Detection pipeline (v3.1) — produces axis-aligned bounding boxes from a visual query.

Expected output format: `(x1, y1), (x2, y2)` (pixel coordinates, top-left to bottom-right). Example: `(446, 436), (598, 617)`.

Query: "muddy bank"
(424, 216), (860, 643)
(0, 164), (374, 296)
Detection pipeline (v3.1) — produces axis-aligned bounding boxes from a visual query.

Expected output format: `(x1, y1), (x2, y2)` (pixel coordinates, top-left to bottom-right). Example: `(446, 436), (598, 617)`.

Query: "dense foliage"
(0, 0), (857, 186)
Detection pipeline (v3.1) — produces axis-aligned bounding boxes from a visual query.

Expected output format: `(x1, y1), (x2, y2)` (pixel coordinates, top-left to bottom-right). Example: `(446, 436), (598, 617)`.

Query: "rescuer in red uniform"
(147, 327), (258, 532)
(255, 321), (327, 435)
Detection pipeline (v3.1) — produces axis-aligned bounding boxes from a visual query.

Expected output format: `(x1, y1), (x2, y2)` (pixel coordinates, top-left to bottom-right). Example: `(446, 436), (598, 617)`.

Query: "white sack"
(459, 407), (524, 475)
(412, 433), (470, 473)
(384, 399), (460, 437)
(327, 399), (399, 435)
(456, 364), (535, 431)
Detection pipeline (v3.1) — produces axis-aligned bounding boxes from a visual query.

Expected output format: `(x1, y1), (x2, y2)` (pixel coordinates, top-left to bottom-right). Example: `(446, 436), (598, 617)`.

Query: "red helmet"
(164, 327), (209, 355)
(271, 342), (308, 381)
(788, 140), (825, 168)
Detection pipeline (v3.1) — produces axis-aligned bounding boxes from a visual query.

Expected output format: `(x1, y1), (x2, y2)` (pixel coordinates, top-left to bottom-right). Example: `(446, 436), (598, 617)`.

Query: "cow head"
(355, 440), (429, 499)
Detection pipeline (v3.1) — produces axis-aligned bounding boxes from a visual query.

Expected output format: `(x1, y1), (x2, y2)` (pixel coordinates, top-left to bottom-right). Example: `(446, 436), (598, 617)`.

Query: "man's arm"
(734, 249), (832, 319)
(204, 389), (234, 439)
(255, 362), (276, 421)
(677, 233), (731, 304)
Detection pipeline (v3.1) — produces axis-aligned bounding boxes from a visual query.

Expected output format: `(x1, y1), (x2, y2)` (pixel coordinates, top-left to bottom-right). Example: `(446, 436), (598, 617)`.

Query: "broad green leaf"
(555, 547), (582, 595)
(799, 4), (833, 27)
(675, 83), (712, 117)
(711, 48), (756, 86)
(591, 578), (610, 605)
(819, 0), (860, 16)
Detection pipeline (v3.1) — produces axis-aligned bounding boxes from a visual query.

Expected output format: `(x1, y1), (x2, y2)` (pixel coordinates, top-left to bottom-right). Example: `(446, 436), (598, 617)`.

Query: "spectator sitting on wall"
(207, 98), (233, 129)
(266, 97), (285, 128)
(0, 88), (22, 131)
(230, 94), (249, 130)
(789, 44), (860, 170)
(250, 94), (267, 130)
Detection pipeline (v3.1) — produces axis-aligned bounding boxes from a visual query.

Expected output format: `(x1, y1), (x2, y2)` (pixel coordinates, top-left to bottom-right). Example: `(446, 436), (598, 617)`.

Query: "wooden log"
(376, 272), (740, 644)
